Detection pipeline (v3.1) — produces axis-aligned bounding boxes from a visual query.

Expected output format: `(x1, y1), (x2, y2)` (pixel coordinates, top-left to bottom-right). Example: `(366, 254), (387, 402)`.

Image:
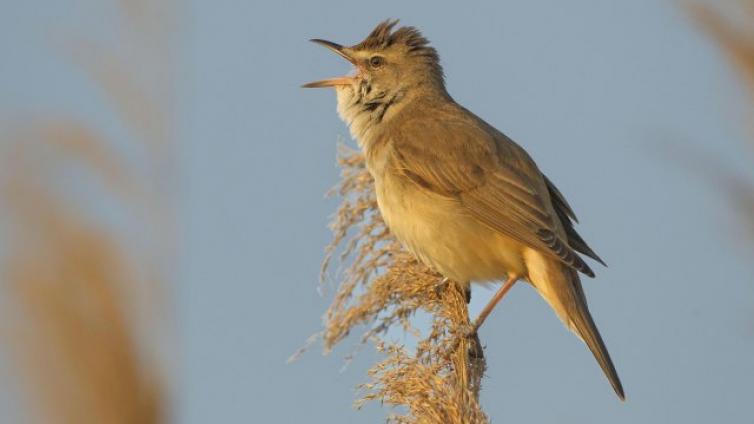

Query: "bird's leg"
(469, 274), (519, 334)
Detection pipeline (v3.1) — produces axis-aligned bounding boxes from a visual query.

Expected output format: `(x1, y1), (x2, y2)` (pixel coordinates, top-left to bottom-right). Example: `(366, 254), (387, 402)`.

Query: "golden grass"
(691, 1), (754, 97)
(0, 123), (167, 424)
(1, 133), (163, 423)
(689, 1), (754, 243)
(0, 1), (176, 422)
(319, 146), (488, 423)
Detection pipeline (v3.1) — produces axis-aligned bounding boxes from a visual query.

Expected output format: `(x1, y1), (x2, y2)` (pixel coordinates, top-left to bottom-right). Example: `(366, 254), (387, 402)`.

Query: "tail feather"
(567, 276), (625, 400)
(525, 249), (625, 400)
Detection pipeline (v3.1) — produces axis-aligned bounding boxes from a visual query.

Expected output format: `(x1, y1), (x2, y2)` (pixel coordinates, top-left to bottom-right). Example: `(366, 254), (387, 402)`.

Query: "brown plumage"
(304, 19), (624, 400)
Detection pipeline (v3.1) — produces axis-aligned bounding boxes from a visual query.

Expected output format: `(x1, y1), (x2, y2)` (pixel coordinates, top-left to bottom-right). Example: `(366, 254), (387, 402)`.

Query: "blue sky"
(2, 1), (754, 423)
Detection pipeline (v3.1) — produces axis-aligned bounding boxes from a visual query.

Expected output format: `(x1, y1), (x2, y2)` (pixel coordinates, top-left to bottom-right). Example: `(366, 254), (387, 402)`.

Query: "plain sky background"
(2, 0), (754, 423)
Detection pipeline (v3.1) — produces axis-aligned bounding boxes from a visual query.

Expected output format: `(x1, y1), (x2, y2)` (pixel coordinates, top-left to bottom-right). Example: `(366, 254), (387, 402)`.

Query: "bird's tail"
(566, 269), (625, 401)
(527, 251), (625, 400)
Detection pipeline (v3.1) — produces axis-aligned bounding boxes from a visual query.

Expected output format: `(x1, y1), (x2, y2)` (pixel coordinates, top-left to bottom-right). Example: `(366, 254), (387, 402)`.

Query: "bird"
(303, 19), (624, 400)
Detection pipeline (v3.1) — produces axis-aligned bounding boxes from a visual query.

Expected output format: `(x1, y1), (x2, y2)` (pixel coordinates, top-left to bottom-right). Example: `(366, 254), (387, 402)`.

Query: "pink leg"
(471, 274), (519, 333)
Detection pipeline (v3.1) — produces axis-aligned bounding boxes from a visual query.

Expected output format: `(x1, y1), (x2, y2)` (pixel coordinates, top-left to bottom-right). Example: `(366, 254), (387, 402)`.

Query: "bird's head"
(303, 20), (445, 101)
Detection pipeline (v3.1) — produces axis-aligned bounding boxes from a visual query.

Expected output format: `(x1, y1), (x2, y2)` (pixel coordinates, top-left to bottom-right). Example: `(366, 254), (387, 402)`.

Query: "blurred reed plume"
(0, 0), (179, 422)
(690, 1), (754, 242)
(1, 126), (165, 423)
(320, 146), (488, 423)
(692, 1), (754, 99)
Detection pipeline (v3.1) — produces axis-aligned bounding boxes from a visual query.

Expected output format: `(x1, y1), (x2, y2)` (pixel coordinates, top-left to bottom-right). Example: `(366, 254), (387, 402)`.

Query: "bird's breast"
(370, 163), (526, 284)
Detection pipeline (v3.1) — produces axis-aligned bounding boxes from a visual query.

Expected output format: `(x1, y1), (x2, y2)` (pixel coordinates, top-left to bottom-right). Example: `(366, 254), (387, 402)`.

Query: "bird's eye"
(369, 56), (385, 68)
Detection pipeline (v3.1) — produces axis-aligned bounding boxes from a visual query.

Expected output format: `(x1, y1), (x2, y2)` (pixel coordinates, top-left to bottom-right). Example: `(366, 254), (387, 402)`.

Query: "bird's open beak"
(302, 39), (357, 88)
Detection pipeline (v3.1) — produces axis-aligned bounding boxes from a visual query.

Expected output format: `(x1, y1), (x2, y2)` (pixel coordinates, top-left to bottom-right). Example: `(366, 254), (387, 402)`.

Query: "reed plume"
(318, 145), (488, 423)
(690, 1), (754, 245)
(0, 0), (179, 422)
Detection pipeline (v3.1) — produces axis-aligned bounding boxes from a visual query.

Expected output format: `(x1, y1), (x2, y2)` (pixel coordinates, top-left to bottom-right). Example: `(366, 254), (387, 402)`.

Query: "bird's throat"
(336, 81), (406, 145)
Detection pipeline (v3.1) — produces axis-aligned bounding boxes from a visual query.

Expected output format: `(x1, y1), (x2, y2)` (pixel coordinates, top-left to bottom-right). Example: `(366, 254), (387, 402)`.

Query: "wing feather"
(544, 175), (607, 266)
(390, 117), (597, 277)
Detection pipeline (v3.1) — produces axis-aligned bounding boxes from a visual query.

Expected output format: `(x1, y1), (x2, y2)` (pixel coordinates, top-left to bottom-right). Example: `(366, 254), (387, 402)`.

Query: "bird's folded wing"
(390, 121), (596, 277)
(544, 175), (606, 266)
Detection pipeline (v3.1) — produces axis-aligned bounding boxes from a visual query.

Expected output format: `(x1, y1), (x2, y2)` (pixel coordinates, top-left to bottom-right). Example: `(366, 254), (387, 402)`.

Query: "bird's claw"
(461, 323), (478, 339)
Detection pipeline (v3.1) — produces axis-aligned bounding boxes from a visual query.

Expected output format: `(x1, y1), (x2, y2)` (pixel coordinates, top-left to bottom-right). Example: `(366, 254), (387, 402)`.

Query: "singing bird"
(304, 20), (624, 400)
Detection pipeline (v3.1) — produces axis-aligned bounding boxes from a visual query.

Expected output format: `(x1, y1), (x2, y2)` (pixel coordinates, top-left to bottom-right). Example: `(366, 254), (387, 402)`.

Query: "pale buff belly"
(374, 173), (527, 284)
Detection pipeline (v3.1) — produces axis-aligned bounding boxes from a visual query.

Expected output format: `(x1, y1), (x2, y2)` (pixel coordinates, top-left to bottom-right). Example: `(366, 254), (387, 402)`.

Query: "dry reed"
(0, 0), (177, 422)
(319, 145), (488, 423)
(691, 1), (754, 98)
(689, 1), (754, 244)
(1, 128), (164, 423)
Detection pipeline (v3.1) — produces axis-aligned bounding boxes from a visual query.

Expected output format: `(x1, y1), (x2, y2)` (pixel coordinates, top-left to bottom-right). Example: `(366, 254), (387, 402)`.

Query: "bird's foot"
(461, 322), (479, 339)
(467, 330), (485, 361)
